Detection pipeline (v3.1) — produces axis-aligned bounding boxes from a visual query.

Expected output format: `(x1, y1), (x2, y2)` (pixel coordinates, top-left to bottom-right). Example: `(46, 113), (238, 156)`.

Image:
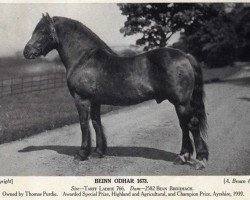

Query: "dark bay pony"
(24, 13), (208, 169)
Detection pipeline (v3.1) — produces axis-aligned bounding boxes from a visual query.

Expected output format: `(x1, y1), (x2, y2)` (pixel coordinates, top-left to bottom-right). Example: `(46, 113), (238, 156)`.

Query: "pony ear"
(44, 12), (53, 23)
(41, 12), (59, 43)
(46, 12), (51, 20)
(42, 12), (54, 27)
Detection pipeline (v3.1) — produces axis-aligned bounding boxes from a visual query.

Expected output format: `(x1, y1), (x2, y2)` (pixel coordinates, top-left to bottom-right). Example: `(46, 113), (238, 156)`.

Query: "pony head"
(23, 13), (59, 59)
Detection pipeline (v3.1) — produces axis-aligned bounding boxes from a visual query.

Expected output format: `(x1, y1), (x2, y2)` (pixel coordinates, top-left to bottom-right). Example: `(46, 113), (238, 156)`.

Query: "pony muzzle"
(23, 45), (41, 59)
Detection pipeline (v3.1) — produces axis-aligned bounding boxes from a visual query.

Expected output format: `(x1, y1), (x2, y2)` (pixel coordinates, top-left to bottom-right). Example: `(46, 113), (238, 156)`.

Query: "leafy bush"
(118, 3), (248, 68)
(118, 3), (221, 51)
(185, 15), (238, 68)
(231, 5), (250, 61)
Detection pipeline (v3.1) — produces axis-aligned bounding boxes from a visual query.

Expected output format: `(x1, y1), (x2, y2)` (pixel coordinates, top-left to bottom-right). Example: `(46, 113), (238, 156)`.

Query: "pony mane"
(52, 16), (116, 55)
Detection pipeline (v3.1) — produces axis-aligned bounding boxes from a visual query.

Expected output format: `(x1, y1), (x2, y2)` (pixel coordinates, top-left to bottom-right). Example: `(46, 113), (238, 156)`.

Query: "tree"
(185, 14), (238, 67)
(118, 3), (225, 51)
(231, 5), (250, 61)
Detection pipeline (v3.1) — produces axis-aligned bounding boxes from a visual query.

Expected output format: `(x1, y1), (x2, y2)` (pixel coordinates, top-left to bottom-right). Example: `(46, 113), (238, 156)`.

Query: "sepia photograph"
(0, 2), (249, 176)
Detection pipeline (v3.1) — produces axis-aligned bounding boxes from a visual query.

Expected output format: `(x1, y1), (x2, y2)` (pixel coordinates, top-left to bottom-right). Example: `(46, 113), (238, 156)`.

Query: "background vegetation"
(118, 3), (250, 68)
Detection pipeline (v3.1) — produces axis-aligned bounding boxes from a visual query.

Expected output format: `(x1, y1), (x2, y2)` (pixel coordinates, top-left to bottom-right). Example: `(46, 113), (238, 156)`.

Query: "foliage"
(231, 5), (250, 47)
(118, 3), (248, 67)
(230, 5), (250, 61)
(118, 3), (224, 51)
(184, 14), (238, 68)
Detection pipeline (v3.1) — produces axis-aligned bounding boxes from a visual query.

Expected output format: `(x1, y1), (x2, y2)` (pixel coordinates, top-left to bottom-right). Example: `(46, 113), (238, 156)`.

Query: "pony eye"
(49, 34), (54, 40)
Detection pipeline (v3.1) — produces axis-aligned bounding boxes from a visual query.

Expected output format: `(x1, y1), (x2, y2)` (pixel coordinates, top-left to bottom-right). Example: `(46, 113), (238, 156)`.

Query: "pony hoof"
(74, 154), (88, 161)
(191, 159), (207, 170)
(183, 152), (191, 161)
(74, 150), (89, 161)
(173, 155), (186, 165)
(173, 153), (191, 165)
(93, 148), (105, 158)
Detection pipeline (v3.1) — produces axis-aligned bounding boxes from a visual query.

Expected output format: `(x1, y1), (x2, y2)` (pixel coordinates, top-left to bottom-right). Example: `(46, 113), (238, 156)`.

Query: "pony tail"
(186, 54), (207, 138)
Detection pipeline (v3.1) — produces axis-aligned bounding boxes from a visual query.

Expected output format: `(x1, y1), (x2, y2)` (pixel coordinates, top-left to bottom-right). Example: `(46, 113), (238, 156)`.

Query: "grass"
(0, 87), (120, 144)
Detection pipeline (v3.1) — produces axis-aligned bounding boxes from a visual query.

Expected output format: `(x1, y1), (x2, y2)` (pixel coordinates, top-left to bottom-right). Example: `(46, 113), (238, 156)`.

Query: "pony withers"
(24, 13), (208, 170)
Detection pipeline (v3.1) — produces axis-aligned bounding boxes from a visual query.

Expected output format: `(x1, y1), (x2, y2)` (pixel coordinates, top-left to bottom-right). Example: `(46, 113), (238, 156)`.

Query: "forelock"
(33, 18), (50, 33)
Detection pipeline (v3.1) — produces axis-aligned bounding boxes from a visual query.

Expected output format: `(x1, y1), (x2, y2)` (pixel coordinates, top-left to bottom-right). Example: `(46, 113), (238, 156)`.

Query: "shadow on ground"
(18, 145), (177, 162)
(238, 97), (250, 102)
(205, 76), (250, 86)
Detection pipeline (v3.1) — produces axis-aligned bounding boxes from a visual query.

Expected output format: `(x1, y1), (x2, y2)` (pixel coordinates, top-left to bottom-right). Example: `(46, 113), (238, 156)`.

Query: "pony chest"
(67, 69), (99, 95)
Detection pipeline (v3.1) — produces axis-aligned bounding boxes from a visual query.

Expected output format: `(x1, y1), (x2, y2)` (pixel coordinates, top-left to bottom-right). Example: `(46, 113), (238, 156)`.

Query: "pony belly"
(92, 91), (155, 106)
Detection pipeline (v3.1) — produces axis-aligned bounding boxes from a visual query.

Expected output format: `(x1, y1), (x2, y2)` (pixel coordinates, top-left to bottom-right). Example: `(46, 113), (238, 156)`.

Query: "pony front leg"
(91, 103), (107, 158)
(74, 95), (91, 161)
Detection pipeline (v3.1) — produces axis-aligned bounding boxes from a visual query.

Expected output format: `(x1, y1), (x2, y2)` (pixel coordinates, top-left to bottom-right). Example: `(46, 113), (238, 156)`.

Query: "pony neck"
(53, 17), (115, 70)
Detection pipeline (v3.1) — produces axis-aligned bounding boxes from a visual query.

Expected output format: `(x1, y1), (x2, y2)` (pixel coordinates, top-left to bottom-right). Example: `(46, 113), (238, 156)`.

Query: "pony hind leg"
(189, 118), (209, 169)
(174, 102), (208, 169)
(91, 103), (107, 158)
(174, 103), (194, 165)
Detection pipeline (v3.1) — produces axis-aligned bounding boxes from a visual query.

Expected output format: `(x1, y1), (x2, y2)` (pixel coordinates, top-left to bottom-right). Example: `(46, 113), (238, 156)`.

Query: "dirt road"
(1, 68), (249, 175)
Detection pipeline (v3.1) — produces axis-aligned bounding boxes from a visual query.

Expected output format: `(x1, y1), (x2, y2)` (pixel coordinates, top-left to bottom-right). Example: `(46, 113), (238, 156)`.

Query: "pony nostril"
(24, 46), (31, 57)
(23, 50), (28, 58)
(23, 44), (42, 59)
